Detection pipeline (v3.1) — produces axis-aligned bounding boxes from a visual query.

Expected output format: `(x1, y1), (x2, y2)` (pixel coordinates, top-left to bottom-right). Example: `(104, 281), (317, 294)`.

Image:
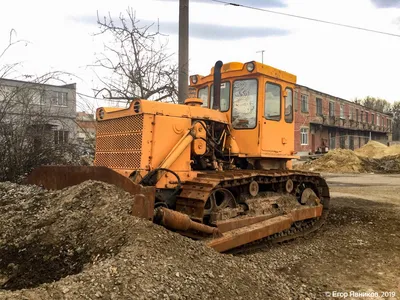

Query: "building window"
(32, 92), (44, 105)
(376, 115), (380, 126)
(210, 82), (230, 112)
(301, 94), (308, 113)
(264, 82), (281, 121)
(371, 114), (375, 125)
(340, 133), (346, 149)
(356, 109), (359, 121)
(329, 101), (335, 117)
(284, 88), (293, 123)
(300, 128), (308, 145)
(329, 132), (336, 149)
(232, 79), (257, 129)
(316, 98), (322, 116)
(365, 112), (369, 123)
(340, 104), (344, 119)
(349, 107), (354, 120)
(51, 91), (68, 106)
(54, 130), (69, 145)
(361, 111), (364, 122)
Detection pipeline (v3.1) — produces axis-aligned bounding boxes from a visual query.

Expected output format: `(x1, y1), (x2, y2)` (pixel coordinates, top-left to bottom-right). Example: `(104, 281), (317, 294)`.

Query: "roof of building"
(0, 77), (76, 90)
(296, 84), (392, 117)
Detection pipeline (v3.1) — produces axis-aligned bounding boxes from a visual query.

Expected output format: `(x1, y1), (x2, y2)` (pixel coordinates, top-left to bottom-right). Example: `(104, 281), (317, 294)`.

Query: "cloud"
(69, 16), (290, 40)
(370, 0), (400, 8)
(160, 21), (289, 39)
(157, 0), (287, 8)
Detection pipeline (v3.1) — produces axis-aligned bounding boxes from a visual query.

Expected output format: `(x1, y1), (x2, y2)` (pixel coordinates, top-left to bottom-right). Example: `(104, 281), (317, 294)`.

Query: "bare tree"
(0, 29), (29, 79)
(353, 96), (392, 113)
(0, 32), (84, 182)
(93, 8), (178, 105)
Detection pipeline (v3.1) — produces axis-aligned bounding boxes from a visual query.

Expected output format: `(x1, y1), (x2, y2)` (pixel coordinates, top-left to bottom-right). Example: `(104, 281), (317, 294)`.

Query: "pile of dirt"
(362, 154), (400, 173)
(297, 141), (400, 174)
(355, 140), (390, 158)
(0, 181), (316, 299)
(296, 149), (366, 173)
(355, 140), (400, 158)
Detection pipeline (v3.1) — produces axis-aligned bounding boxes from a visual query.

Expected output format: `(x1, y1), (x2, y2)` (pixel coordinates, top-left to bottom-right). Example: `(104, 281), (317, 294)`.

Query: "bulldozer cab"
(189, 61), (298, 160)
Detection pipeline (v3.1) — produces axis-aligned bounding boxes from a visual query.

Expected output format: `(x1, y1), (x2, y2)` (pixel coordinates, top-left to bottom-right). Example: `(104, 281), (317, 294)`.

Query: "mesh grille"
(95, 115), (143, 169)
(97, 115), (143, 134)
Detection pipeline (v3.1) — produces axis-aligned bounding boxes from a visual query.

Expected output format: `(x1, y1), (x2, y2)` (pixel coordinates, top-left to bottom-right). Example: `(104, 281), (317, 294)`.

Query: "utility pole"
(178, 0), (189, 104)
(256, 50), (265, 64)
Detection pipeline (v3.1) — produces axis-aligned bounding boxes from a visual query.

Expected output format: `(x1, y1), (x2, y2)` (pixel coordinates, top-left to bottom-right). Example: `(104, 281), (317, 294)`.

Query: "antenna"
(256, 50), (265, 64)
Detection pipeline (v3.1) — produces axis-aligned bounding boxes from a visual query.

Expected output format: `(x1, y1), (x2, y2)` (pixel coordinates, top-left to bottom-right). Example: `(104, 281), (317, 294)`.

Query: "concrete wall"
(0, 79), (77, 143)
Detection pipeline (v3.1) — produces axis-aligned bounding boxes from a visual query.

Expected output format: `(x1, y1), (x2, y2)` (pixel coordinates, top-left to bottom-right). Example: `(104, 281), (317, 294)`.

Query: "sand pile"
(355, 141), (400, 158)
(0, 181), (316, 299)
(297, 141), (400, 174)
(297, 149), (365, 173)
(355, 141), (388, 158)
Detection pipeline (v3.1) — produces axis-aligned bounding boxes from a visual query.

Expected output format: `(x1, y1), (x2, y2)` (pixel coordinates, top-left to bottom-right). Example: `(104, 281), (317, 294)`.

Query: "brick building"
(294, 85), (393, 156)
(76, 111), (96, 142)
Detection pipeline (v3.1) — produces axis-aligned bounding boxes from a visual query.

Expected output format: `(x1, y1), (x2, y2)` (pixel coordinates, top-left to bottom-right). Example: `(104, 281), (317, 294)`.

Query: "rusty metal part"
(207, 205), (323, 252)
(207, 216), (292, 252)
(229, 208), (328, 254)
(154, 207), (221, 237)
(290, 205), (323, 221)
(174, 169), (330, 250)
(26, 166), (156, 220)
(249, 181), (259, 197)
(204, 188), (237, 215)
(301, 187), (319, 205)
(176, 169), (330, 221)
(216, 215), (275, 233)
(285, 179), (294, 193)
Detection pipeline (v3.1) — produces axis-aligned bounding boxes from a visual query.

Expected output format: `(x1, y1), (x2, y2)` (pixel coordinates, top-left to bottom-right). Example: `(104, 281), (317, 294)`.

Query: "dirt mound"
(0, 181), (316, 299)
(355, 141), (400, 159)
(0, 181), (140, 290)
(355, 140), (388, 158)
(297, 141), (400, 174)
(362, 154), (400, 173)
(296, 149), (365, 173)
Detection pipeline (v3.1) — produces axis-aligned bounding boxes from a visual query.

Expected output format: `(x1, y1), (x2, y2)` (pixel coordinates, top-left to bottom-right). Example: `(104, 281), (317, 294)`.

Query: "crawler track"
(175, 169), (330, 251)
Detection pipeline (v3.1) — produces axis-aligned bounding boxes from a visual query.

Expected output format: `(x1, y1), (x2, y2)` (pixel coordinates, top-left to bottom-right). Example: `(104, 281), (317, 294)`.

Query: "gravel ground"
(0, 175), (399, 300)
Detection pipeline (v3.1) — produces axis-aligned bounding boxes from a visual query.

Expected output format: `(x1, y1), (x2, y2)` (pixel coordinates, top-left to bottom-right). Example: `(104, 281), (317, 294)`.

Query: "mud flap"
(26, 166), (156, 220)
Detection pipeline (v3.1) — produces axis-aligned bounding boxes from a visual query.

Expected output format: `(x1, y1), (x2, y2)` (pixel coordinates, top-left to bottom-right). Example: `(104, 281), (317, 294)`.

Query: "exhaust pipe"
(212, 60), (223, 110)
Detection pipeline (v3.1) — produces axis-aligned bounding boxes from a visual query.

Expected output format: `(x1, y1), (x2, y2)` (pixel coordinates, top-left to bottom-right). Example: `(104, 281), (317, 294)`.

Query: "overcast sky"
(0, 0), (399, 111)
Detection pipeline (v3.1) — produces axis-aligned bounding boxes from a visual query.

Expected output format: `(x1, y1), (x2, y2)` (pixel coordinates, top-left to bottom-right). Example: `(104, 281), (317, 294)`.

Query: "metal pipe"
(212, 60), (223, 110)
(154, 207), (221, 237)
(159, 129), (194, 170)
(178, 0), (189, 104)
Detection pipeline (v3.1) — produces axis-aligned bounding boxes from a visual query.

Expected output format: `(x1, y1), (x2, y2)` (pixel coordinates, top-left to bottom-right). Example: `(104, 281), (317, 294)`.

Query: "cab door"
(261, 79), (294, 156)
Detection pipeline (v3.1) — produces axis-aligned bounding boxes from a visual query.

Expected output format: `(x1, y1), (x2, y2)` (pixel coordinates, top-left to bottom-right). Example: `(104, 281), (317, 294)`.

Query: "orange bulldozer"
(27, 61), (330, 252)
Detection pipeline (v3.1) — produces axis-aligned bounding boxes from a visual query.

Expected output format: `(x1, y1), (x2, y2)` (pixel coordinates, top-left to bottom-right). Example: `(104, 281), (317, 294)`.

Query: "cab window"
(210, 82), (230, 112)
(264, 82), (281, 121)
(198, 86), (209, 107)
(285, 88), (293, 123)
(232, 79), (257, 129)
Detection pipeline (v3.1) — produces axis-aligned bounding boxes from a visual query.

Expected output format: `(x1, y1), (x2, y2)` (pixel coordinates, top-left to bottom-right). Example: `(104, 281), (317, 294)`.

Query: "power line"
(211, 0), (400, 38)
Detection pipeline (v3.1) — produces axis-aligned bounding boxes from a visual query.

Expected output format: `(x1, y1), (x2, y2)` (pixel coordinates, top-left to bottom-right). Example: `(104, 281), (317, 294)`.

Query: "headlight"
(98, 108), (105, 119)
(246, 62), (255, 72)
(190, 75), (198, 84)
(133, 101), (141, 113)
